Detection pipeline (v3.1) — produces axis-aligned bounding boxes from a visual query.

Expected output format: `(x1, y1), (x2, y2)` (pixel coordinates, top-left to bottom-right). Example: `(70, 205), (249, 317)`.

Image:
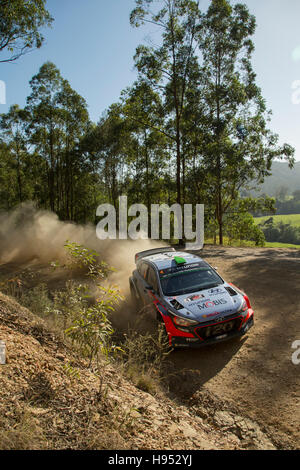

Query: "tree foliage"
(0, 0), (296, 246)
(0, 0), (53, 63)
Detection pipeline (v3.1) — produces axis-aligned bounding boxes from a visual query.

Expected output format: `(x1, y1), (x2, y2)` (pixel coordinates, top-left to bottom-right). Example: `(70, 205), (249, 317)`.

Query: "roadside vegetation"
(251, 191), (300, 247)
(0, 0), (295, 248)
(255, 216), (300, 246)
(0, 242), (172, 399)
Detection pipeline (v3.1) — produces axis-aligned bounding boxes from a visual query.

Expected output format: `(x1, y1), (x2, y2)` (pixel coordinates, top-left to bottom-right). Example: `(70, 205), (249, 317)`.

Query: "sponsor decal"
(202, 312), (220, 319)
(197, 298), (227, 311)
(208, 287), (224, 295)
(203, 309), (234, 320)
(159, 262), (206, 277)
(185, 294), (205, 302)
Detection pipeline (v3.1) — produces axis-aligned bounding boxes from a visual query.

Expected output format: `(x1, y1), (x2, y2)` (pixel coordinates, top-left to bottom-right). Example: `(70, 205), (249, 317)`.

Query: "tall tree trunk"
(49, 121), (55, 212)
(16, 143), (23, 203)
(170, 4), (181, 207)
(216, 48), (223, 245)
(144, 130), (151, 236)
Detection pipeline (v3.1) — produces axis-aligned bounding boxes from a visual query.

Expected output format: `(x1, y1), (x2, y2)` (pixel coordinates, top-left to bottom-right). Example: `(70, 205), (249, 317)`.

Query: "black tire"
(130, 283), (141, 311)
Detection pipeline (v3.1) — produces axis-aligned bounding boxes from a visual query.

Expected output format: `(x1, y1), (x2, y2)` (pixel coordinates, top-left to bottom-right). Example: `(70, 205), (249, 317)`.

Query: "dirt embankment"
(0, 290), (275, 450)
(0, 230), (299, 449)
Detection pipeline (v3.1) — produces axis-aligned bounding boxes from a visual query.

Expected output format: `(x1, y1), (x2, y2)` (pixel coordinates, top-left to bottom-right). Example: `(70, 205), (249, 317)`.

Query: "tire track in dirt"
(166, 246), (300, 449)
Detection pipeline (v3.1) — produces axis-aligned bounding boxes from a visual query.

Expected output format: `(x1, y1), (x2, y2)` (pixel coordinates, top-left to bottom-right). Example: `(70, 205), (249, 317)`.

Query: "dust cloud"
(0, 203), (165, 295)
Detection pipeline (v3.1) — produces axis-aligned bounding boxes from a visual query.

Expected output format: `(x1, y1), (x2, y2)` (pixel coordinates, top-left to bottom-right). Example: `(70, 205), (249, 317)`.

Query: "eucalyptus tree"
(0, 104), (31, 202)
(130, 0), (202, 206)
(56, 79), (90, 220)
(0, 140), (22, 208)
(121, 80), (169, 211)
(80, 103), (131, 210)
(0, 0), (53, 63)
(26, 62), (65, 212)
(197, 0), (294, 244)
(25, 62), (90, 219)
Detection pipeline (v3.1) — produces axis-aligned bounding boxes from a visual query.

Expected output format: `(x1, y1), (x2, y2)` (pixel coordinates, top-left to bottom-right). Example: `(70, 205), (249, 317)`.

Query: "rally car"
(129, 247), (254, 348)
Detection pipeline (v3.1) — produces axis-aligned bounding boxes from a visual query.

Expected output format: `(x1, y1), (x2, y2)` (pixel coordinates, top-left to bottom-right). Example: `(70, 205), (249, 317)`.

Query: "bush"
(225, 212), (265, 246)
(119, 323), (171, 395)
(65, 286), (123, 365)
(258, 218), (300, 245)
(21, 283), (52, 317)
(52, 242), (123, 365)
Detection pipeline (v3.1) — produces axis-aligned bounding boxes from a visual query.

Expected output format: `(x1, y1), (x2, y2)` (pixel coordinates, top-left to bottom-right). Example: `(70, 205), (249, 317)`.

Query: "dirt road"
(166, 246), (300, 449)
(0, 244), (299, 448)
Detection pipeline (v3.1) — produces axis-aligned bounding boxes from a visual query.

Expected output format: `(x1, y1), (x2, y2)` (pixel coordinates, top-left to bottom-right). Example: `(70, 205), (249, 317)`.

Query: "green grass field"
(205, 236), (300, 250)
(254, 214), (300, 228)
(263, 241), (300, 249)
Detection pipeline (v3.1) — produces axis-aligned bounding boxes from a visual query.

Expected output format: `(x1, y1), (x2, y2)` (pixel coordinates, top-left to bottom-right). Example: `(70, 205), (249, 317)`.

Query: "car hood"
(165, 284), (244, 323)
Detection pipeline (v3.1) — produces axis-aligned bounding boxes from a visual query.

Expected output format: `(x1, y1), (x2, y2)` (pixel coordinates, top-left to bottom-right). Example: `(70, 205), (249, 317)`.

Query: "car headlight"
(168, 310), (198, 327)
(237, 300), (248, 316)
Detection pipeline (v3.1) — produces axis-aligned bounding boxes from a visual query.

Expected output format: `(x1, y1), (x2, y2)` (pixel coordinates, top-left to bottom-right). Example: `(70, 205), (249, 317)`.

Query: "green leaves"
(52, 242), (123, 366)
(63, 241), (113, 280)
(192, 0), (295, 243)
(130, 0), (203, 206)
(63, 283), (123, 365)
(0, 0), (53, 63)
(64, 303), (115, 364)
(22, 62), (91, 219)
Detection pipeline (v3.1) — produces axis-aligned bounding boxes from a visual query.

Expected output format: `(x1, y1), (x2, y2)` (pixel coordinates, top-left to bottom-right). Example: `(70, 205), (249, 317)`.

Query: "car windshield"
(159, 265), (223, 296)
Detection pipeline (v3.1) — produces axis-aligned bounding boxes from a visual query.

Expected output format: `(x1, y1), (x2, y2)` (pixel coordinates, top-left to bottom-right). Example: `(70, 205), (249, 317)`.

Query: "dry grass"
(115, 316), (173, 396)
(0, 291), (137, 450)
(0, 410), (47, 450)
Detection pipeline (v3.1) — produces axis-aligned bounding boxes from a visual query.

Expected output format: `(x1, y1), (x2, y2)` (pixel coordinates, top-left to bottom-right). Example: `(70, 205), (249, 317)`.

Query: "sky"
(0, 0), (299, 161)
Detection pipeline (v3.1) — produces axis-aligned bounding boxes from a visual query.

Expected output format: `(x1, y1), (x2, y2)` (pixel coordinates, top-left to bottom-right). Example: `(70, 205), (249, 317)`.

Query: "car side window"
(146, 266), (159, 293)
(138, 262), (148, 280)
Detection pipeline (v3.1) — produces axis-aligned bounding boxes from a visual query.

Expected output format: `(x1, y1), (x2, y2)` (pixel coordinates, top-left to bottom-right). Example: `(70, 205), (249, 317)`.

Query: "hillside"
(248, 161), (300, 197)
(255, 214), (300, 228)
(0, 290), (275, 451)
(1, 244), (300, 450)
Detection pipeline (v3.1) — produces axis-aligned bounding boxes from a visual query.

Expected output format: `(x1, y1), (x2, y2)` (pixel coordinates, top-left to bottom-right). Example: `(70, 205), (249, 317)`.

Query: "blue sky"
(0, 0), (299, 160)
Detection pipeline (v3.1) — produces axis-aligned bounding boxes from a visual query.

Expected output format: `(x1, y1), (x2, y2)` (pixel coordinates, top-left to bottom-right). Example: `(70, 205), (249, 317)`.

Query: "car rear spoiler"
(134, 247), (175, 263)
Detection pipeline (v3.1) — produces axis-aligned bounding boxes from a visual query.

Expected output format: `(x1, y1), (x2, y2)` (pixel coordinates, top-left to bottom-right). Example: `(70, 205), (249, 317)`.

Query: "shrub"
(54, 242), (123, 365)
(119, 322), (171, 394)
(21, 283), (52, 317)
(65, 286), (123, 365)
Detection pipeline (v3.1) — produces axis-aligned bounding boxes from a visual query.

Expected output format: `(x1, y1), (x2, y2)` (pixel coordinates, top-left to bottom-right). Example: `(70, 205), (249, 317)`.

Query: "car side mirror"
(214, 266), (218, 271)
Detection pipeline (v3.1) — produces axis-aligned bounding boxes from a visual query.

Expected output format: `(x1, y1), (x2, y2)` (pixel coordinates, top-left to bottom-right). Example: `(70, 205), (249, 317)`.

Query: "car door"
(135, 261), (150, 306)
(144, 265), (160, 314)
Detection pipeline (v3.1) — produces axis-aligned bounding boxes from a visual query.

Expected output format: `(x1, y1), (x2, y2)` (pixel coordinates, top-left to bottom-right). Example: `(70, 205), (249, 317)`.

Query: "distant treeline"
(258, 217), (300, 245)
(275, 191), (300, 215)
(245, 162), (300, 198)
(0, 0), (295, 246)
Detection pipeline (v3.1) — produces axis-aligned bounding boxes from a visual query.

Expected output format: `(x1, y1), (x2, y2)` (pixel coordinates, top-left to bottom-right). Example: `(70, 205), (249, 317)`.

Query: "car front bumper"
(170, 311), (254, 349)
